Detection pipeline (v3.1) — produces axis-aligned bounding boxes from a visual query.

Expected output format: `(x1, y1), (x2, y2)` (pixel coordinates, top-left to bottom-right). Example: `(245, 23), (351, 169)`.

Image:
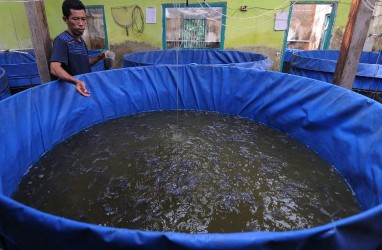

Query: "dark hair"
(62, 0), (86, 18)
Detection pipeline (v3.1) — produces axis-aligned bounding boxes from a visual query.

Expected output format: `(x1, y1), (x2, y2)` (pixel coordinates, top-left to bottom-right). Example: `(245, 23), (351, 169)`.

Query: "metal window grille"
(181, 19), (206, 48)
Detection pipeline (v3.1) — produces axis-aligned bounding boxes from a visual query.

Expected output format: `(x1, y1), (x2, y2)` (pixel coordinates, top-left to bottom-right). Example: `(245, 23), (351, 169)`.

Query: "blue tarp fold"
(283, 48), (301, 63)
(0, 66), (382, 249)
(0, 67), (11, 100)
(290, 50), (382, 91)
(123, 49), (272, 70)
(281, 49), (301, 73)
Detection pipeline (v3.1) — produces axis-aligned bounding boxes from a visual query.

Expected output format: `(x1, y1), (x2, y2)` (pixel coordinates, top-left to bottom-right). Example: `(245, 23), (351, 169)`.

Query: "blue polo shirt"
(50, 31), (90, 76)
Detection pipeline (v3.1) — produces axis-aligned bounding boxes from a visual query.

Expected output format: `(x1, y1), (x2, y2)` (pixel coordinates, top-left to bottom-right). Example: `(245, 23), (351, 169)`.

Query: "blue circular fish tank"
(0, 50), (105, 94)
(0, 65), (382, 249)
(123, 49), (272, 69)
(0, 50), (40, 91)
(290, 50), (382, 91)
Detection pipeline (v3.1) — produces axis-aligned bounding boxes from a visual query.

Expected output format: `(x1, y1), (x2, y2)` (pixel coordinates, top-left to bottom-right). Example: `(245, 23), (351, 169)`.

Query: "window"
(279, 1), (337, 71)
(285, 3), (336, 51)
(84, 5), (108, 50)
(162, 3), (226, 49)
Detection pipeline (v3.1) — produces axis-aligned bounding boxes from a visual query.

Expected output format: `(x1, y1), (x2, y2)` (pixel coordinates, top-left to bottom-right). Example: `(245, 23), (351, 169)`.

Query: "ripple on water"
(12, 111), (360, 233)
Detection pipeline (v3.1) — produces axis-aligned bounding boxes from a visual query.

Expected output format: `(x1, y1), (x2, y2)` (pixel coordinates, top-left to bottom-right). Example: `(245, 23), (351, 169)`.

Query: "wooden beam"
(24, 0), (52, 83)
(332, 0), (375, 89)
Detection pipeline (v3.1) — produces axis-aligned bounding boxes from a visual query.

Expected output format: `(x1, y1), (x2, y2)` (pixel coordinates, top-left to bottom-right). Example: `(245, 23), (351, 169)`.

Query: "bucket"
(104, 50), (115, 70)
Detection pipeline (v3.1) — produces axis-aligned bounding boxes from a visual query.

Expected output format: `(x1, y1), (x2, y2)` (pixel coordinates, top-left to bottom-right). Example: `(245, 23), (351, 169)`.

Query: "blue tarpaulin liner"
(0, 51), (41, 88)
(290, 50), (382, 91)
(281, 49), (301, 73)
(123, 49), (272, 69)
(0, 67), (11, 101)
(1, 65), (382, 250)
(0, 50), (105, 89)
(283, 49), (301, 63)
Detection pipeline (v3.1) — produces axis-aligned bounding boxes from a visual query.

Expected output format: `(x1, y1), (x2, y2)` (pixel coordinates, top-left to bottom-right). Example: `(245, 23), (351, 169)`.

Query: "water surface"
(13, 111), (360, 233)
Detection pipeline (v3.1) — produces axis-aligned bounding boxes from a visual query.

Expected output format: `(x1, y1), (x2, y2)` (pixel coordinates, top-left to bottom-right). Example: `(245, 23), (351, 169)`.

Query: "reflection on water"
(12, 111), (360, 233)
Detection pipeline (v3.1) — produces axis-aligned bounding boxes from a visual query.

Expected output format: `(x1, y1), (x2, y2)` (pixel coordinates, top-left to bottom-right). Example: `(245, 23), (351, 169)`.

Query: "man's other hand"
(75, 80), (91, 97)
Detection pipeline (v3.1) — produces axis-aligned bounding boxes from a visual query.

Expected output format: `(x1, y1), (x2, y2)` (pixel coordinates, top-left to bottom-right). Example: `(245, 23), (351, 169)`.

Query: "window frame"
(279, 1), (338, 71)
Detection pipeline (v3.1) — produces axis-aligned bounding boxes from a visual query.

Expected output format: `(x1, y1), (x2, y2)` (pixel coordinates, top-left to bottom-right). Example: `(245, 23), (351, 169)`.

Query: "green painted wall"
(335, 1), (352, 26)
(0, 2), (32, 50)
(45, 0), (165, 49)
(223, 0), (351, 50)
(224, 1), (288, 49)
(1, 0), (351, 51)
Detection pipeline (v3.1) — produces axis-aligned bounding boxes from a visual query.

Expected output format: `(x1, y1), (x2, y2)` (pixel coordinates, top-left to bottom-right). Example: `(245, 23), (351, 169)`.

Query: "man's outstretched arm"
(50, 61), (91, 97)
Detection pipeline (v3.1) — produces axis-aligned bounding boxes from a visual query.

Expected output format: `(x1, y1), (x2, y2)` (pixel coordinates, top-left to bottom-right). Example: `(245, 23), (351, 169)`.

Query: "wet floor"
(12, 110), (360, 233)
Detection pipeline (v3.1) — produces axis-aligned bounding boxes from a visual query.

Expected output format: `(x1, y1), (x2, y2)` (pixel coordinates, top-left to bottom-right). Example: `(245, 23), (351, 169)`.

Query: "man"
(50, 0), (106, 97)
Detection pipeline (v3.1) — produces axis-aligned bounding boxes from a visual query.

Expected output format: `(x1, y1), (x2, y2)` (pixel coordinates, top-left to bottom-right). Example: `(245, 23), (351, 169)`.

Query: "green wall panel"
(0, 2), (32, 50)
(1, 0), (351, 51)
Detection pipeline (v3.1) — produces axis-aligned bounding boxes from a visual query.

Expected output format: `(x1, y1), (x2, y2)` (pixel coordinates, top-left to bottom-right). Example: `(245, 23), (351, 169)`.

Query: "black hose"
(132, 6), (145, 36)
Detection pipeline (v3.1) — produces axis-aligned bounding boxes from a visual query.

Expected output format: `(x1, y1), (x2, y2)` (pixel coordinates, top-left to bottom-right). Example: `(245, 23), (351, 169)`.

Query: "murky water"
(12, 111), (360, 233)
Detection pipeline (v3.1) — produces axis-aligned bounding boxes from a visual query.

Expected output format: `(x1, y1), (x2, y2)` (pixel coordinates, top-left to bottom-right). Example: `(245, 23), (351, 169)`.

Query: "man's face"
(64, 9), (86, 37)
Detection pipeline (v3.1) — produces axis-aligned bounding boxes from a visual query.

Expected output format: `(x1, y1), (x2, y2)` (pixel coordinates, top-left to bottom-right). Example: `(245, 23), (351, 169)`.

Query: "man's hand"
(50, 61), (91, 97)
(89, 50), (107, 66)
(75, 80), (91, 97)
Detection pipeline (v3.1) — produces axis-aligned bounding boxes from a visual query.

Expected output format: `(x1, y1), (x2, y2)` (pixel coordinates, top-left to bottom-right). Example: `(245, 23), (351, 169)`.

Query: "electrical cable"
(196, 0), (297, 20)
(171, 0), (182, 123)
(192, 1), (333, 30)
(187, 5), (285, 30)
(0, 0), (41, 2)
(225, 0), (244, 11)
(171, 0), (185, 49)
(365, 0), (376, 9)
(167, 0), (336, 48)
(9, 4), (21, 50)
(362, 0), (375, 11)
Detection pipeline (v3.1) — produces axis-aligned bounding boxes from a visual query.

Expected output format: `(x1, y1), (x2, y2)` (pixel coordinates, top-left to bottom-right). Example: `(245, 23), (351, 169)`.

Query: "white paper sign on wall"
(274, 12), (288, 31)
(146, 7), (156, 24)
